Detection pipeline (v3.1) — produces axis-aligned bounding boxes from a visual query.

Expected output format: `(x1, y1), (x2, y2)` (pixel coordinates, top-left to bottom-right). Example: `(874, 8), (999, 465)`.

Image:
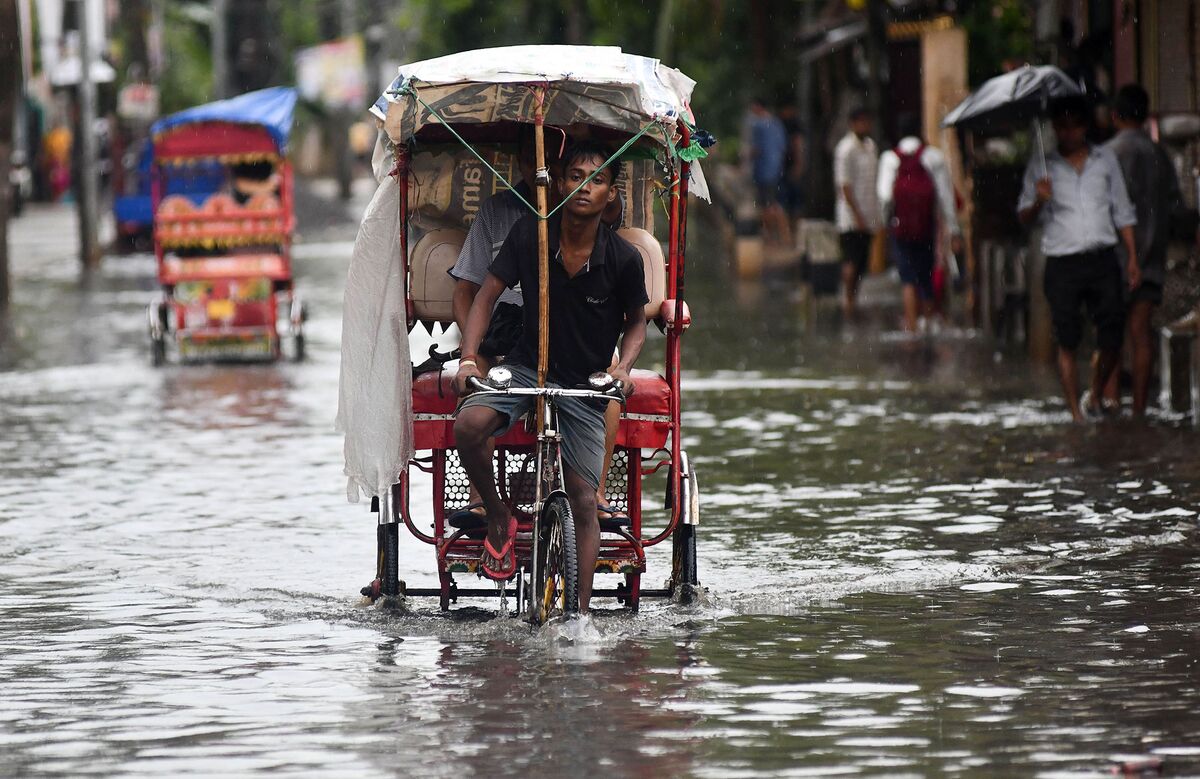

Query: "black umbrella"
(942, 64), (1085, 174)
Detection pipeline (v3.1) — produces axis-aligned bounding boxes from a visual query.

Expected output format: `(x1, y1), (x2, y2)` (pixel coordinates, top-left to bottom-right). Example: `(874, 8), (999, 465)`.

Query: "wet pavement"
(2, 186), (1199, 778)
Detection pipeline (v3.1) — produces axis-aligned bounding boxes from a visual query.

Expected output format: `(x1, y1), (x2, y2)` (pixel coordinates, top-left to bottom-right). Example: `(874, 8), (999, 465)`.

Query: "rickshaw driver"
(453, 141), (649, 612)
(449, 129), (626, 528)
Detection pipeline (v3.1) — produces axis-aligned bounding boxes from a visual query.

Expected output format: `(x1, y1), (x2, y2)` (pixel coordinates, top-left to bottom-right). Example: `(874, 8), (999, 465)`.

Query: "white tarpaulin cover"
(370, 45), (695, 128)
(370, 45), (709, 201)
(336, 171), (413, 502)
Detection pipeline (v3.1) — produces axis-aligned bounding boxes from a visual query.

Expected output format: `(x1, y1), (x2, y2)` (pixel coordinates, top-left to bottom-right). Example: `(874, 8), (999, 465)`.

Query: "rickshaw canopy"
(370, 45), (708, 199)
(151, 87), (298, 162)
(371, 45), (697, 140)
(340, 47), (707, 503)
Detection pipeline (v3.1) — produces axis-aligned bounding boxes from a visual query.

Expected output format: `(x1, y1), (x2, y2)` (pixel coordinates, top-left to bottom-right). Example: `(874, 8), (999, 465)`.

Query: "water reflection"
(1, 209), (1199, 776)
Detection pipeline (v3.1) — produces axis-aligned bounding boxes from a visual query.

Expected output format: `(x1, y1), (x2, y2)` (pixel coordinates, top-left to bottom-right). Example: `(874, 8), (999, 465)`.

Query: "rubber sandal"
(597, 503), (630, 532)
(597, 503), (629, 520)
(480, 516), (517, 581)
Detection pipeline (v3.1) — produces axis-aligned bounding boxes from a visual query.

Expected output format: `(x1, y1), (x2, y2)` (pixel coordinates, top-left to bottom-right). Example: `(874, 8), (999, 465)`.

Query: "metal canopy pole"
(534, 88), (550, 400)
(211, 0), (228, 98)
(76, 0), (101, 270)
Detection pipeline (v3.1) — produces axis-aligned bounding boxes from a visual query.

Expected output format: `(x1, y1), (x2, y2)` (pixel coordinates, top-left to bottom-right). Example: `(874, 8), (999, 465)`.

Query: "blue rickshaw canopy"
(151, 87), (299, 153)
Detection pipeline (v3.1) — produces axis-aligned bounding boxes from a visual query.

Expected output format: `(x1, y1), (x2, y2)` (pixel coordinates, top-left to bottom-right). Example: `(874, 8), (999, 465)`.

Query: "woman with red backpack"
(877, 114), (963, 333)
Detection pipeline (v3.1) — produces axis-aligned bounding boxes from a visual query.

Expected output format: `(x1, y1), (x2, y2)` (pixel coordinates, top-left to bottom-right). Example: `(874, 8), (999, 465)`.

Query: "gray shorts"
(457, 363), (607, 490)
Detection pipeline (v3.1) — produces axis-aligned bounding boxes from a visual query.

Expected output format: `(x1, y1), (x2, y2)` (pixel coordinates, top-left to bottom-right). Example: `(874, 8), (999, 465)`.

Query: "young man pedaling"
(452, 141), (649, 613)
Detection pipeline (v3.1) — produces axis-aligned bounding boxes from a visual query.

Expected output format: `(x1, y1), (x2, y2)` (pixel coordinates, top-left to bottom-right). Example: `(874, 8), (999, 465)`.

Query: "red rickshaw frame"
(364, 113), (699, 614)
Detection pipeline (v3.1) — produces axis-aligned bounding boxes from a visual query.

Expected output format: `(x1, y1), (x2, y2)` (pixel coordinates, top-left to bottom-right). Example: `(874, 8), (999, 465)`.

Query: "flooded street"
(2, 188), (1200, 778)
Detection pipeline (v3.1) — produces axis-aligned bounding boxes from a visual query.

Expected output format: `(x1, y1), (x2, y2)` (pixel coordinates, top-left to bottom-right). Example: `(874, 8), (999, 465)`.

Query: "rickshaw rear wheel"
(532, 495), (579, 625)
(438, 572), (454, 611)
(381, 521), (401, 598)
(671, 464), (700, 601)
(150, 335), (166, 367)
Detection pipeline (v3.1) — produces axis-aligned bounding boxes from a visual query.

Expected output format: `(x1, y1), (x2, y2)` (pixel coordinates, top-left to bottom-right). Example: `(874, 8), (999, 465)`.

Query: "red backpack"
(890, 144), (937, 242)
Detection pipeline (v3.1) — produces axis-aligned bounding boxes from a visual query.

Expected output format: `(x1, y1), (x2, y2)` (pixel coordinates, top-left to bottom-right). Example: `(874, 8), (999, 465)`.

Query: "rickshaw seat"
(411, 367), (671, 451)
(406, 226), (666, 324)
(410, 229), (467, 322)
(615, 228), (666, 320)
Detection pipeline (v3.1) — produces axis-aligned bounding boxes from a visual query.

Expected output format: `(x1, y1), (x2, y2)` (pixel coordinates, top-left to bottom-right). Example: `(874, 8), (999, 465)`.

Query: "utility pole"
(77, 0), (102, 270)
(0, 0), (18, 309)
(336, 0), (357, 200)
(865, 0), (887, 142)
(212, 0), (228, 98)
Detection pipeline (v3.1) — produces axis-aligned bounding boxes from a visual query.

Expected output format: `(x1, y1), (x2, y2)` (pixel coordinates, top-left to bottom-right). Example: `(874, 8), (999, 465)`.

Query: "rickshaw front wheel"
(532, 495), (579, 625)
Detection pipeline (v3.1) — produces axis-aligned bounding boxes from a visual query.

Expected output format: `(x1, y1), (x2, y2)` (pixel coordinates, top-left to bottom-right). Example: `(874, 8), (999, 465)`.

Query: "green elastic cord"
(397, 83), (671, 221)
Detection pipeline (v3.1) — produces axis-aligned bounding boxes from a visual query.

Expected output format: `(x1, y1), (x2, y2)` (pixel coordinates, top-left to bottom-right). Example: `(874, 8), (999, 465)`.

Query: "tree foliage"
(959, 0), (1034, 87)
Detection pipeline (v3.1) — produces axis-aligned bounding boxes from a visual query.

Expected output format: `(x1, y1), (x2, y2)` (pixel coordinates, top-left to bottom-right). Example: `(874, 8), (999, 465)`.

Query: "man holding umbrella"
(1017, 95), (1139, 423)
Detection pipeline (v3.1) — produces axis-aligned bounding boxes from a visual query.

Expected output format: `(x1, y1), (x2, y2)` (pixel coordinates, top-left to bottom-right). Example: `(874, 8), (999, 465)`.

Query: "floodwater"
(2, 189), (1200, 778)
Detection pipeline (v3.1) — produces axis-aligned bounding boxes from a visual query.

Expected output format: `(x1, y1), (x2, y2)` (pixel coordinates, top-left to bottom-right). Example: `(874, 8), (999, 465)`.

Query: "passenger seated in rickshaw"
(448, 127), (626, 530)
(453, 141), (648, 612)
(230, 160), (280, 206)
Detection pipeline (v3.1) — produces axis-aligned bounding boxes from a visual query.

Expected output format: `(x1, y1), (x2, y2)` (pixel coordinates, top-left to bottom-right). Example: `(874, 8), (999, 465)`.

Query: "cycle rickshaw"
(341, 46), (709, 623)
(146, 87), (305, 364)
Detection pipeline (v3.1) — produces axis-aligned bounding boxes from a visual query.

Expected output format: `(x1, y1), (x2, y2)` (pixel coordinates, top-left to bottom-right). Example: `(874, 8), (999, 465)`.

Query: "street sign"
(118, 82), (160, 121)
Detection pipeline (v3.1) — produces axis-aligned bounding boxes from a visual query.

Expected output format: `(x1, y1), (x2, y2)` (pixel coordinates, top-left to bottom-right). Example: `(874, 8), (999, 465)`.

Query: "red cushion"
(410, 367), (672, 451)
(620, 369), (671, 448)
(412, 369), (458, 415)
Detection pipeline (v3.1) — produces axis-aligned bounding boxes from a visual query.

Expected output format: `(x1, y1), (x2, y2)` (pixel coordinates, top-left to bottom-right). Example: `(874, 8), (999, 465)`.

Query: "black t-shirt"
(488, 213), (649, 387)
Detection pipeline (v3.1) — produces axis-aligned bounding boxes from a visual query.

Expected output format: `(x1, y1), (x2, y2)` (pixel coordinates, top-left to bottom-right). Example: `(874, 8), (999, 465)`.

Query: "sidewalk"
(6, 201), (115, 280)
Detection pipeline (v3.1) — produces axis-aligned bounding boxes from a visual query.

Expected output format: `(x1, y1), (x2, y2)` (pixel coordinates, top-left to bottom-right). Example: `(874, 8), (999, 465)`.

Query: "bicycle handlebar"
(466, 376), (626, 404)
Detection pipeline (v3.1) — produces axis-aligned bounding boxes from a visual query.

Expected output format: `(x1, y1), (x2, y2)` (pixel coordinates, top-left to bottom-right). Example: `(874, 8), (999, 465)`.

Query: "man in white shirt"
(833, 108), (881, 318)
(1017, 95), (1138, 423)
(877, 114), (962, 332)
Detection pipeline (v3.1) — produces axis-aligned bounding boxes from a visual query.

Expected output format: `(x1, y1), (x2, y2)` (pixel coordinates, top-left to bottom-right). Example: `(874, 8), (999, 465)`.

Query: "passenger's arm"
(455, 274), (506, 393)
(610, 305), (647, 397)
(452, 278), (481, 334)
(448, 199), (496, 332)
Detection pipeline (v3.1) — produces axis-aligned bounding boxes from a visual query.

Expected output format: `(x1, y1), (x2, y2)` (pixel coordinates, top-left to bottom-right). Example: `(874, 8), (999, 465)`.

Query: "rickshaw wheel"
(438, 572), (454, 611)
(533, 496), (579, 625)
(381, 522), (402, 598)
(671, 465), (700, 600)
(150, 335), (166, 367)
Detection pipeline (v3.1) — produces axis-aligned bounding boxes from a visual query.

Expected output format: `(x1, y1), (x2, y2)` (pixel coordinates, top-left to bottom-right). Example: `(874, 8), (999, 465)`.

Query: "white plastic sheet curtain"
(335, 169), (413, 502)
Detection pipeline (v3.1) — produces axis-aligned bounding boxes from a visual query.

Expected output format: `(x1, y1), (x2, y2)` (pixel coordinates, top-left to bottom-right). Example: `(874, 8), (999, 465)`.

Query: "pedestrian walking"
(877, 113), (961, 332)
(743, 97), (790, 246)
(778, 104), (808, 222)
(1102, 84), (1182, 418)
(1017, 95), (1139, 423)
(833, 107), (880, 318)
